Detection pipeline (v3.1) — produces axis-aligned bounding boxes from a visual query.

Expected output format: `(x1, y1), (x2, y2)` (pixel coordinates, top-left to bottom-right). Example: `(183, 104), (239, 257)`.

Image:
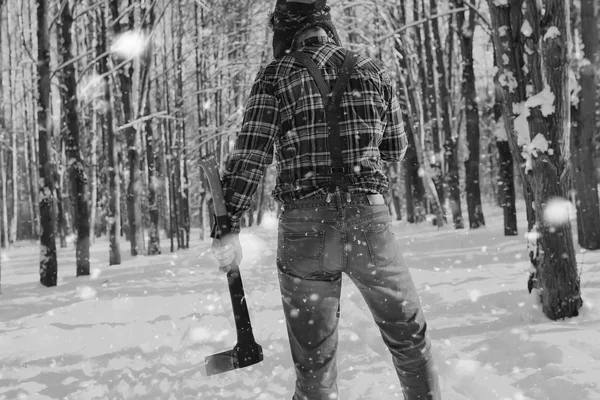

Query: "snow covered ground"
(1, 202), (599, 400)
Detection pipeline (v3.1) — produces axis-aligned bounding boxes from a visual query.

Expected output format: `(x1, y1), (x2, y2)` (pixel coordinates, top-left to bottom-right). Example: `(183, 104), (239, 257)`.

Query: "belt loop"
(326, 192), (333, 203)
(345, 192), (351, 203)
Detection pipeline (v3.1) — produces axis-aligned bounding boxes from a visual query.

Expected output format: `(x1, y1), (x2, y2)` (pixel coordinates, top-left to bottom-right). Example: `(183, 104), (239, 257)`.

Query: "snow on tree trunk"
(488, 0), (582, 320)
(570, 0), (600, 250)
(58, 0), (90, 276)
(36, 0), (58, 287)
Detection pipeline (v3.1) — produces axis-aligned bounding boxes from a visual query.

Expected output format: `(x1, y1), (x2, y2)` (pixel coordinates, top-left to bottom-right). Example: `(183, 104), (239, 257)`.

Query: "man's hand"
(211, 233), (243, 273)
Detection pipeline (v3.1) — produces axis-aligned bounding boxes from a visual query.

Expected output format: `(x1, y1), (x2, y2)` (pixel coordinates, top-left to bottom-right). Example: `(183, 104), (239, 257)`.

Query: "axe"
(199, 154), (263, 376)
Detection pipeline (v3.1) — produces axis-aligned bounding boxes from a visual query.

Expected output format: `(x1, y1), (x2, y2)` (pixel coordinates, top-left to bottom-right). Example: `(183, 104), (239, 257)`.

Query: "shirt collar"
(297, 35), (334, 49)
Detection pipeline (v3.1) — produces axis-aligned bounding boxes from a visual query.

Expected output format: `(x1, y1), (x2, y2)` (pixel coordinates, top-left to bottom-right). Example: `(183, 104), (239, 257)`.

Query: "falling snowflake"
(543, 197), (572, 226)
(76, 286), (97, 300)
(111, 30), (149, 60)
(468, 289), (482, 302)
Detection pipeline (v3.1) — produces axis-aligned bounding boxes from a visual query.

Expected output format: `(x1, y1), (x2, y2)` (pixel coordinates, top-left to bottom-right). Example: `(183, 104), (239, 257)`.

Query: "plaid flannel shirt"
(221, 39), (407, 233)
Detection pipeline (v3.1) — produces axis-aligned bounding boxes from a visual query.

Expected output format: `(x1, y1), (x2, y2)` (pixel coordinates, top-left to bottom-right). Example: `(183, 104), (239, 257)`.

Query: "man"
(211, 1), (441, 399)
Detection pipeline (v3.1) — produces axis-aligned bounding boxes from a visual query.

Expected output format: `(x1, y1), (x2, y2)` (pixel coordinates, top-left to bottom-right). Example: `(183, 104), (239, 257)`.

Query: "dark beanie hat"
(270, 0), (342, 59)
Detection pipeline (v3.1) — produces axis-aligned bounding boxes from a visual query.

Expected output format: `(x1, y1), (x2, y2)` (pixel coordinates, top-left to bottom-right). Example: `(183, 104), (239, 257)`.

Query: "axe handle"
(198, 154), (257, 345)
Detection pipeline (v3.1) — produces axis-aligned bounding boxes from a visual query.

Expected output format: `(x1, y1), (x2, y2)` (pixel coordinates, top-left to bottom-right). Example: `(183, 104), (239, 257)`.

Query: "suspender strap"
(291, 50), (359, 194)
(291, 51), (330, 107)
(326, 51), (359, 193)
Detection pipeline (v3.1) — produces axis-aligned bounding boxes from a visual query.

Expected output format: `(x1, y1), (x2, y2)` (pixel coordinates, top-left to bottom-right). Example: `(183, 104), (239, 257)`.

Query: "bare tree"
(141, 0), (160, 255)
(0, 0), (8, 251)
(37, 0), (58, 287)
(58, 0), (91, 276)
(0, 0), (4, 288)
(456, 0), (485, 228)
(432, 0), (463, 229)
(98, 0), (121, 265)
(111, 0), (144, 256)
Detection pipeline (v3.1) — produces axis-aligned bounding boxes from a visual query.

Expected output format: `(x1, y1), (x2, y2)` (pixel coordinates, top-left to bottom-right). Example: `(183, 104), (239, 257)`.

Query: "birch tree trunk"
(37, 0), (58, 287)
(58, 0), (90, 276)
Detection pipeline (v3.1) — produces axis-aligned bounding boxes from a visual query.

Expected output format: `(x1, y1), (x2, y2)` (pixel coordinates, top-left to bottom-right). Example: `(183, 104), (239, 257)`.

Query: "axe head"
(205, 341), (263, 376)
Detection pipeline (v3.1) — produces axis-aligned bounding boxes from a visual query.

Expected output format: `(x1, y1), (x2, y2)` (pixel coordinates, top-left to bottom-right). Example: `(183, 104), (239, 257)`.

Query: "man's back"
(253, 40), (407, 203)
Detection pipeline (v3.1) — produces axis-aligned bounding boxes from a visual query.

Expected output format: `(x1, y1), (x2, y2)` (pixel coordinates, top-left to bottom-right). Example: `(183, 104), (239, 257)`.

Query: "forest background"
(0, 0), (598, 322)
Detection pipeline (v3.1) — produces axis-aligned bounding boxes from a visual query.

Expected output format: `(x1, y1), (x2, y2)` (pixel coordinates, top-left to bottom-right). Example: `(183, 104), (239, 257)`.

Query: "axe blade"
(205, 349), (237, 376)
(205, 342), (264, 376)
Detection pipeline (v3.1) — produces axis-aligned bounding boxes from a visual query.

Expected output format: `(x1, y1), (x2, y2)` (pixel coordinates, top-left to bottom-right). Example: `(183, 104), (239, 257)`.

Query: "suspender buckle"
(330, 166), (345, 175)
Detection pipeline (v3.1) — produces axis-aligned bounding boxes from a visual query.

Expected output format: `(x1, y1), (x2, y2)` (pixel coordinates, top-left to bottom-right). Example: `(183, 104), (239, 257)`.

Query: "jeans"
(277, 192), (441, 400)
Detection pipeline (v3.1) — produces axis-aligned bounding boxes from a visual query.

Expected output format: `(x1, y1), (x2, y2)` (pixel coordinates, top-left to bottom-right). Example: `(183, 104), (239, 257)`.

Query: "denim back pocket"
(363, 221), (397, 268)
(281, 231), (325, 279)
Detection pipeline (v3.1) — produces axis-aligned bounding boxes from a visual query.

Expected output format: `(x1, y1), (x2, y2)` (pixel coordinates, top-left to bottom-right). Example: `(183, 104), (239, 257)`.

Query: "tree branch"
(376, 7), (469, 42)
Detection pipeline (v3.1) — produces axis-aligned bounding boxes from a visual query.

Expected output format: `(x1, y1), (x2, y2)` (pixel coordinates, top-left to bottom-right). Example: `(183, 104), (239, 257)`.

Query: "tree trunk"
(0, 139), (8, 248)
(0, 17), (7, 246)
(390, 2), (427, 224)
(488, 0), (582, 320)
(457, 0), (485, 229)
(6, 8), (18, 245)
(496, 139), (518, 235)
(111, 0), (144, 256)
(493, 56), (518, 236)
(90, 106), (98, 241)
(389, 163), (403, 221)
(37, 0), (58, 287)
(432, 2), (463, 229)
(55, 154), (69, 249)
(100, 0), (120, 265)
(256, 168), (267, 226)
(58, 0), (90, 276)
(141, 1), (160, 255)
(422, 0), (444, 215)
(571, 0), (600, 250)
(194, 2), (208, 240)
(23, 94), (36, 239)
(171, 3), (184, 249)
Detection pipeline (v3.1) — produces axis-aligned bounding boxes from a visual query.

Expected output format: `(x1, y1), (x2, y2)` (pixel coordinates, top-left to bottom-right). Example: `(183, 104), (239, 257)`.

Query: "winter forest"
(1, 0), (600, 399)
